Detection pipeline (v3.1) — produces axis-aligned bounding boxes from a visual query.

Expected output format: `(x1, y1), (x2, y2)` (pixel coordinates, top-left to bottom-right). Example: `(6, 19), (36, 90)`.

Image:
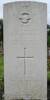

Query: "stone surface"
(3, 1), (47, 100)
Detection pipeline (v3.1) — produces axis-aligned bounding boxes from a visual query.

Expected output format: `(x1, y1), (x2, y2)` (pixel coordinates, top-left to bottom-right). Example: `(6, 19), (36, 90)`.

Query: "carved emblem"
(19, 12), (31, 24)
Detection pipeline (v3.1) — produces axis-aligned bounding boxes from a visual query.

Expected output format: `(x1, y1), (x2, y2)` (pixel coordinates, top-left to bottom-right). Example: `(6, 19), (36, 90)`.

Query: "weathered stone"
(3, 1), (47, 100)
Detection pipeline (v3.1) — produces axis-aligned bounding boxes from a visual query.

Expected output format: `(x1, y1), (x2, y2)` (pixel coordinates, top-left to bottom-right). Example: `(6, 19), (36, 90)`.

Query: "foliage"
(47, 24), (50, 29)
(48, 36), (50, 47)
(48, 71), (50, 80)
(48, 30), (50, 36)
(0, 55), (4, 99)
(0, 19), (3, 41)
(47, 24), (50, 47)
(48, 62), (50, 68)
(0, 55), (4, 80)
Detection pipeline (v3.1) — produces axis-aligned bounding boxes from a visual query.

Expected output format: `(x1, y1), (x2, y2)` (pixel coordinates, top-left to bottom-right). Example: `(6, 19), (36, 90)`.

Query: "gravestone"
(3, 1), (47, 100)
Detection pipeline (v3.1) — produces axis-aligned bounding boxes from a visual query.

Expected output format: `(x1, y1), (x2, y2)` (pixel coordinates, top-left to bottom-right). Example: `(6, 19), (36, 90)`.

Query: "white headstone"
(3, 1), (47, 100)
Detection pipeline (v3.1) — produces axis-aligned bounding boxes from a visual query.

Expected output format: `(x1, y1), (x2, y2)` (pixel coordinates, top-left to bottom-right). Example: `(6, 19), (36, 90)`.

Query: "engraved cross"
(17, 48), (33, 75)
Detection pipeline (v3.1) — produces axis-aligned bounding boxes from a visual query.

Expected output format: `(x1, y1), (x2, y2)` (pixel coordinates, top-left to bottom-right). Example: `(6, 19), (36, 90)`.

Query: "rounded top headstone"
(3, 0), (47, 5)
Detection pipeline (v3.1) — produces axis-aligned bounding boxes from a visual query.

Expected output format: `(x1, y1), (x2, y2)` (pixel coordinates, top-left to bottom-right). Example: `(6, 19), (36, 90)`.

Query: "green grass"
(0, 55), (4, 80)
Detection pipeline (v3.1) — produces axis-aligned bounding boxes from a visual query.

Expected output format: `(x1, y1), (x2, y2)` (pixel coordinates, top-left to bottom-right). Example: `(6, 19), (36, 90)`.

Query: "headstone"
(3, 1), (47, 100)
